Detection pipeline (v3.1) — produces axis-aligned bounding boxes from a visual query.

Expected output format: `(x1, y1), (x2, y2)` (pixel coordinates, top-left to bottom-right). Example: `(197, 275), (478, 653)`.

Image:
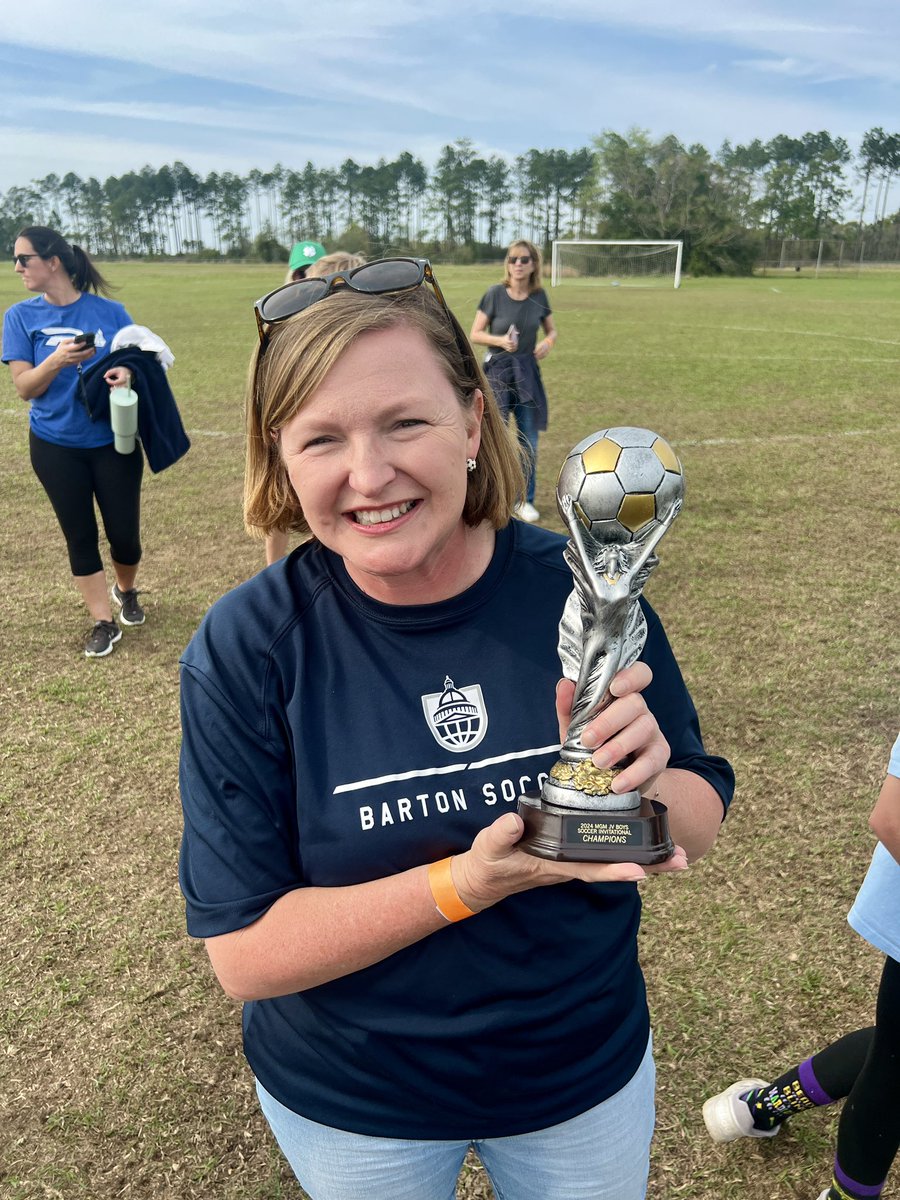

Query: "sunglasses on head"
(13, 253), (42, 267)
(508, 255), (532, 265)
(255, 257), (452, 344)
(253, 256), (479, 383)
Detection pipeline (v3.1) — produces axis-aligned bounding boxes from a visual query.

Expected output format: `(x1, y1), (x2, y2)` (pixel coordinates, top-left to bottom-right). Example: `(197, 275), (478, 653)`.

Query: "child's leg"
(825, 955), (900, 1199)
(743, 1027), (873, 1132)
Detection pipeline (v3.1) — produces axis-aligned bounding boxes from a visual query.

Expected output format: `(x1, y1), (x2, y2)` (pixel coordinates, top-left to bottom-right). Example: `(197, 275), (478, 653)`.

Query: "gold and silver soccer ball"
(557, 427), (684, 544)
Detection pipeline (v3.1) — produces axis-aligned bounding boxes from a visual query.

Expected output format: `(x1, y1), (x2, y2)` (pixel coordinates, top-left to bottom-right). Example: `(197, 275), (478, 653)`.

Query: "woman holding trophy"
(178, 257), (734, 1198)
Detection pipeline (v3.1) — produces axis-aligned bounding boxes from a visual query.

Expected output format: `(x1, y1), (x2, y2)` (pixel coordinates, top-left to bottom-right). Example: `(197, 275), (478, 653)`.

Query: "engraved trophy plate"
(518, 427), (684, 864)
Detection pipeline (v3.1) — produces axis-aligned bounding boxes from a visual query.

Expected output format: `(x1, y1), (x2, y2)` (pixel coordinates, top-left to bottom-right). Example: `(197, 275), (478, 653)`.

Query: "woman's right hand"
(53, 338), (96, 367)
(451, 812), (687, 910)
(497, 333), (518, 352)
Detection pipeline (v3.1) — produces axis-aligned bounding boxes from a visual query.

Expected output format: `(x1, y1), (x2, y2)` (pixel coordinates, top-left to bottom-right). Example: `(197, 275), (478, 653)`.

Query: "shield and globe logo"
(421, 677), (488, 752)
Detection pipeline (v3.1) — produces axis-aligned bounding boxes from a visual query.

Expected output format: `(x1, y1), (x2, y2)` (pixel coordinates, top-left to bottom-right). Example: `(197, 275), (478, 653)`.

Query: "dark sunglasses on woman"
(255, 258), (452, 344)
(508, 255), (532, 265)
(253, 257), (478, 382)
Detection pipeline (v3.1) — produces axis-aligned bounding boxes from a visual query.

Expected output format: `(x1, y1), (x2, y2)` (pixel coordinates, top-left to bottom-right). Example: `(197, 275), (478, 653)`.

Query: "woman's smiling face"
(279, 323), (485, 604)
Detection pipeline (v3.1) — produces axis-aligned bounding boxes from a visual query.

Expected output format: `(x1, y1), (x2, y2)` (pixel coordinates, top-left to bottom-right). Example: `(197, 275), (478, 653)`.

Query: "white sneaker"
(514, 501), (540, 523)
(702, 1078), (781, 1143)
(816, 1191), (831, 1200)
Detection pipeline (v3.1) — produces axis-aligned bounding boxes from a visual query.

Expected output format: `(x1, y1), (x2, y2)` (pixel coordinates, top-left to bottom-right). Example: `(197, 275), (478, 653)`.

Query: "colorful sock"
(825, 1158), (886, 1199)
(743, 1056), (834, 1131)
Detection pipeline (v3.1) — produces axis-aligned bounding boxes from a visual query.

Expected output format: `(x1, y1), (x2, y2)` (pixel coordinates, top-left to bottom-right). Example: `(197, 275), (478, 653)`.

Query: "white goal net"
(551, 240), (683, 288)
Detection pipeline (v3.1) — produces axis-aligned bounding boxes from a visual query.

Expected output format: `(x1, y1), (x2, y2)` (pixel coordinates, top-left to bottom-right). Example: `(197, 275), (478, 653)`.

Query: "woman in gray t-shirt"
(470, 239), (557, 523)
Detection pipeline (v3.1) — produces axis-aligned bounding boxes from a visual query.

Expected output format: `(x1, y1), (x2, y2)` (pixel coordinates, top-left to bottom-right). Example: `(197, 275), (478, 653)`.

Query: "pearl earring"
(466, 458), (477, 473)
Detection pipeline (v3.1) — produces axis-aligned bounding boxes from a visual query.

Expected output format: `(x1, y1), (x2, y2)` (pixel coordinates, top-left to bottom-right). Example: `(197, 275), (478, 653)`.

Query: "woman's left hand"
(555, 662), (669, 798)
(104, 367), (132, 389)
(533, 339), (554, 361)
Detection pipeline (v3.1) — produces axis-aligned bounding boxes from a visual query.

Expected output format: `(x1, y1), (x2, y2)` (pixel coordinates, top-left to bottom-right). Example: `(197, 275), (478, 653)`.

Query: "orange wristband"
(428, 857), (477, 923)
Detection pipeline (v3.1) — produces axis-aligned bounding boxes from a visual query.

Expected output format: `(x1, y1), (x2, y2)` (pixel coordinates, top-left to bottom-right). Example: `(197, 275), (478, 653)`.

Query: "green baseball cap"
(289, 240), (327, 271)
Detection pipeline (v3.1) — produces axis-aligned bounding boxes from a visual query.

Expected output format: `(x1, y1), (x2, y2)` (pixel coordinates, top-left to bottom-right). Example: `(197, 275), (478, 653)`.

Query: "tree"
(856, 128), (900, 259)
(217, 172), (249, 254)
(338, 159), (361, 230)
(588, 129), (757, 274)
(60, 172), (85, 240)
(562, 147), (596, 238)
(431, 139), (481, 248)
(35, 174), (62, 225)
(394, 151), (427, 247)
(247, 167), (264, 240)
(480, 156), (512, 249)
(757, 132), (850, 237)
(0, 126), (875, 267)
(857, 127), (886, 231)
(172, 161), (204, 251)
(801, 131), (851, 234)
(719, 138), (768, 227)
(81, 177), (107, 253)
(0, 186), (44, 251)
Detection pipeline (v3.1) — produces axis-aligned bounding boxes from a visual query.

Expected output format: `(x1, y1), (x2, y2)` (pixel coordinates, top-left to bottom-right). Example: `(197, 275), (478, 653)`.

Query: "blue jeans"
(256, 1035), (655, 1200)
(507, 394), (540, 504)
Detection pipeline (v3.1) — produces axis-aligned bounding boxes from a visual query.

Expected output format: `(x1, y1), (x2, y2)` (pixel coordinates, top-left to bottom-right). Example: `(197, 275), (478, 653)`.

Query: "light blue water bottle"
(109, 386), (138, 454)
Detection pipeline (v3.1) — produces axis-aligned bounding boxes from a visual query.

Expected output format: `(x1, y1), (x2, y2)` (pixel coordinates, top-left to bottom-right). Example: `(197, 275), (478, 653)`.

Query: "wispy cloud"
(0, 0), (895, 192)
(735, 56), (826, 77)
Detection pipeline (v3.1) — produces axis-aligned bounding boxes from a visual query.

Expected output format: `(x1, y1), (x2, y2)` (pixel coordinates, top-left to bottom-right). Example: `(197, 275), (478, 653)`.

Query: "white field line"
(1, 409), (896, 451)
(595, 316), (900, 349)
(0, 409), (243, 438)
(677, 428), (900, 448)
(717, 324), (900, 348)
(592, 353), (900, 364)
(608, 320), (900, 349)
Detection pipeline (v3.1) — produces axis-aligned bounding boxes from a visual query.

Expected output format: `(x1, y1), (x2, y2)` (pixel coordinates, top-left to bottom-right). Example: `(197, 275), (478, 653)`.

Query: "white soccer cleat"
(702, 1078), (781, 1143)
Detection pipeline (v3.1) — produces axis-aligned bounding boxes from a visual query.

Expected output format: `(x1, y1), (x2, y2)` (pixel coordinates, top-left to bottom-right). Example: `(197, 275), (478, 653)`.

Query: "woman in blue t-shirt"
(3, 227), (146, 657)
(470, 238), (557, 523)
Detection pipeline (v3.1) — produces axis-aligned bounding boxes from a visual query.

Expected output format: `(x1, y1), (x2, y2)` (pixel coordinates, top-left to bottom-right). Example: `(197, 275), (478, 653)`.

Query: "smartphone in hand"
(73, 332), (96, 348)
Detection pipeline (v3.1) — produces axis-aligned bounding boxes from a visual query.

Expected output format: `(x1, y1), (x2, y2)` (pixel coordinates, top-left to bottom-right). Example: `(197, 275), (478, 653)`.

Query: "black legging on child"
(30, 430), (143, 576)
(779, 954), (900, 1188)
(828, 953), (900, 1187)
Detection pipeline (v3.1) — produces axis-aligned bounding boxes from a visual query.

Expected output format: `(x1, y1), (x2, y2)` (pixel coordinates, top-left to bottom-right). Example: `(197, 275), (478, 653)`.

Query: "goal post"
(551, 240), (684, 288)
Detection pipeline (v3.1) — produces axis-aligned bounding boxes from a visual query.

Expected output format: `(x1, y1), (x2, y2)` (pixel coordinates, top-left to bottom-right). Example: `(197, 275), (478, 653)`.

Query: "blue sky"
(1, 0), (897, 196)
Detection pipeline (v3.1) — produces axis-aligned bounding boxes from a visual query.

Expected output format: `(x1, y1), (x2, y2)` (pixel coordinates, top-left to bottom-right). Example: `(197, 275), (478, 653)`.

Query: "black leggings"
(30, 431), (143, 577)
(804, 954), (900, 1186)
(834, 954), (900, 1185)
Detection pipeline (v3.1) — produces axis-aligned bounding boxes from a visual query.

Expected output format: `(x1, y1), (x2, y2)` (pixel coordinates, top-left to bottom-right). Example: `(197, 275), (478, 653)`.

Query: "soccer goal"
(551, 240), (683, 289)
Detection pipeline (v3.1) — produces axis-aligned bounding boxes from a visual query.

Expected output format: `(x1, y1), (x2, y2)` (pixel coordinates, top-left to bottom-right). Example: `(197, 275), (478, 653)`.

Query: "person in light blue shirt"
(704, 732), (900, 1200)
(3, 226), (146, 657)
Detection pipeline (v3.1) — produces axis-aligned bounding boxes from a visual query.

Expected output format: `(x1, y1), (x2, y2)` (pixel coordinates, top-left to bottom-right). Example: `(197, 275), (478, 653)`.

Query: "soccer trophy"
(518, 428), (684, 864)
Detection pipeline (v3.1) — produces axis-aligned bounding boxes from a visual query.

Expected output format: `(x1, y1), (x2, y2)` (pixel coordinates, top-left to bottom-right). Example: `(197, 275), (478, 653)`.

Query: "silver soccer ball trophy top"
(518, 427), (684, 863)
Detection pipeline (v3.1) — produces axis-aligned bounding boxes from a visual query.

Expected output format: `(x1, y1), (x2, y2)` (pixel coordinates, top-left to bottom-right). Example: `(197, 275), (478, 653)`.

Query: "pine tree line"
(2, 129), (898, 274)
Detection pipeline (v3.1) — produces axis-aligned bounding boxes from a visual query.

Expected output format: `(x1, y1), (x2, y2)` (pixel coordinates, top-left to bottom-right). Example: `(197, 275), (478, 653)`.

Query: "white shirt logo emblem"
(421, 676), (488, 752)
(41, 326), (107, 348)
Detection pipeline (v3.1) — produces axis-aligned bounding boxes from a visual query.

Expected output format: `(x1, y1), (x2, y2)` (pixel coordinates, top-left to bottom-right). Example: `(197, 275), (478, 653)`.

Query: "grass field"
(1, 263), (898, 1200)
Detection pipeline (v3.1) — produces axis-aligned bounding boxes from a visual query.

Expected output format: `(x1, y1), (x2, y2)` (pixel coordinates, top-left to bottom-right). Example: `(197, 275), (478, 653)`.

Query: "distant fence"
(759, 230), (900, 275)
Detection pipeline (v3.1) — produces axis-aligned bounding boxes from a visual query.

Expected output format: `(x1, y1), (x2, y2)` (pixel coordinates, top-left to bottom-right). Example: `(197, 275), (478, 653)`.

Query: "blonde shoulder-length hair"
(503, 239), (543, 294)
(244, 288), (526, 539)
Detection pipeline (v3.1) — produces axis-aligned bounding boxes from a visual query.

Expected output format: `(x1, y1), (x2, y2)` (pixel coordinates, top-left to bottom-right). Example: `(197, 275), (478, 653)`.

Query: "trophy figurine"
(518, 427), (684, 864)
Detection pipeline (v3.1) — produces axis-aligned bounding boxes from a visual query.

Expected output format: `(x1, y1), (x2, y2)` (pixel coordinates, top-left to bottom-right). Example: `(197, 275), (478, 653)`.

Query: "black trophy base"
(517, 791), (674, 864)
